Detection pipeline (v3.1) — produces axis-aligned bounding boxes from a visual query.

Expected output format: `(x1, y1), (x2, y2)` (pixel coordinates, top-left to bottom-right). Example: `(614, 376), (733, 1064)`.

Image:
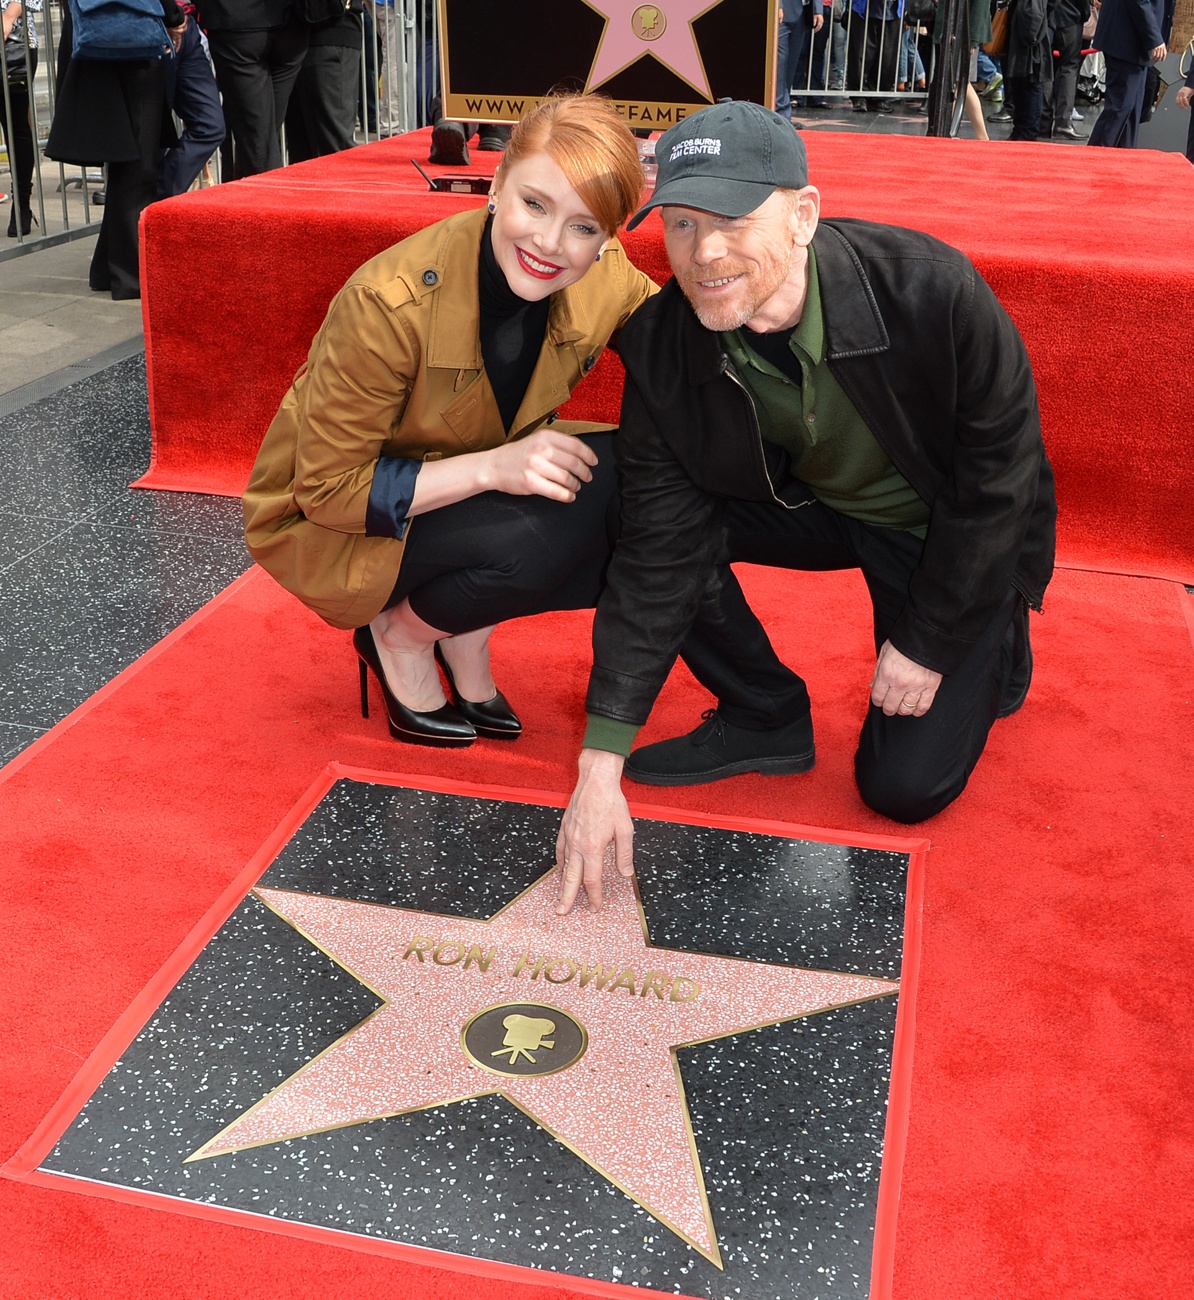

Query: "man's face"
(660, 189), (817, 332)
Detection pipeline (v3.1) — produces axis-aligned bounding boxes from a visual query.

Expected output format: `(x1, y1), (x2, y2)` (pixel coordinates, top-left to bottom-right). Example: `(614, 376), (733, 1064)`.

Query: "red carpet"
(139, 129), (1194, 582)
(2, 563), (1193, 1298)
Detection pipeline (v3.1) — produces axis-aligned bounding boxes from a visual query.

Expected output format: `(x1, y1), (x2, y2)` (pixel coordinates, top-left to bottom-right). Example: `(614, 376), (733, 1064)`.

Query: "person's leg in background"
(1, 50), (37, 236)
(808, 14), (832, 100)
(1006, 73), (1044, 138)
(776, 14), (802, 118)
(1050, 21), (1086, 136)
(897, 23), (914, 87)
(379, 0), (405, 133)
(359, 1), (379, 133)
(848, 8), (871, 108)
(790, 10), (818, 108)
(830, 9), (848, 87)
(159, 22), (225, 198)
(872, 15), (900, 108)
(265, 10), (309, 148)
(207, 28), (279, 175)
(976, 46), (1000, 90)
(1087, 53), (1146, 146)
(90, 58), (165, 298)
(284, 37), (360, 163)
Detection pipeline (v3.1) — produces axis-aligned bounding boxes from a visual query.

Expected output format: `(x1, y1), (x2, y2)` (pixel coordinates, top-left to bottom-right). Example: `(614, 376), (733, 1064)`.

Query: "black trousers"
(1006, 76), (1044, 140)
(1088, 55), (1147, 149)
(1048, 22), (1084, 129)
(90, 59), (166, 300)
(207, 15), (308, 177)
(384, 433), (620, 635)
(285, 43), (362, 162)
(679, 486), (1023, 823)
(848, 14), (900, 101)
(1, 50), (38, 221)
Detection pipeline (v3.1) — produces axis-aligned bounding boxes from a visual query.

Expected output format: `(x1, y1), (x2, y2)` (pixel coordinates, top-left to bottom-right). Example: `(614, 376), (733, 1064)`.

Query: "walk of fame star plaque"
(438, 0), (779, 128)
(10, 768), (926, 1300)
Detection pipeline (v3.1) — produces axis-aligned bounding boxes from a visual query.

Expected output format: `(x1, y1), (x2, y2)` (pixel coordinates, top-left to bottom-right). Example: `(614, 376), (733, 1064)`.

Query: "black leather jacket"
(585, 218), (1057, 729)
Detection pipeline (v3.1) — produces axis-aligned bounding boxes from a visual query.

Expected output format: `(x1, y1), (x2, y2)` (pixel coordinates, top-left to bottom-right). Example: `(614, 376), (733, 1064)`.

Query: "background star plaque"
(33, 777), (922, 1299)
(438, 0), (778, 128)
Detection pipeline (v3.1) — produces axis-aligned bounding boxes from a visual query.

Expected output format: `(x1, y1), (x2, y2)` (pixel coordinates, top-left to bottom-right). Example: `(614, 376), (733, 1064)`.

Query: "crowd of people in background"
(776, 0), (1191, 153)
(1, 0), (1191, 287)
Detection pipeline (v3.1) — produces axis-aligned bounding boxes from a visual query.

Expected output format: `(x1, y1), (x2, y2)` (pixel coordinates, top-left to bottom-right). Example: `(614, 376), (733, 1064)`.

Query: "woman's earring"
(487, 198), (496, 214)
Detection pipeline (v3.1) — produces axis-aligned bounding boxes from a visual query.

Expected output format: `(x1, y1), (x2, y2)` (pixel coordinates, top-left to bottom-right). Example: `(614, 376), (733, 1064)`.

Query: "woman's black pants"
(384, 432), (619, 634)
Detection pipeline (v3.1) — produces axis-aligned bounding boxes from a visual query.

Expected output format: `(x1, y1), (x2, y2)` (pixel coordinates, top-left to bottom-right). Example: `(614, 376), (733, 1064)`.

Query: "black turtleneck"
(479, 217), (552, 433)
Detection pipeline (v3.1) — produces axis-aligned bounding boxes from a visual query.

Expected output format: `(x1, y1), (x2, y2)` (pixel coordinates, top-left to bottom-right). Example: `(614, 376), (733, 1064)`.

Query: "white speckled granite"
(43, 780), (911, 1299)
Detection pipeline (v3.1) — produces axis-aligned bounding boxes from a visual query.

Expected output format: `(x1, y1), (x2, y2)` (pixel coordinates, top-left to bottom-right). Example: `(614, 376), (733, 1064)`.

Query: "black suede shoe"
(624, 709), (815, 787)
(997, 601), (1033, 719)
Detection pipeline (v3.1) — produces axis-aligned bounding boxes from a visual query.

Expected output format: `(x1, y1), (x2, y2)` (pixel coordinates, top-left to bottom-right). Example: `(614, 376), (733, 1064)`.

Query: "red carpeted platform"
(2, 563), (1193, 1298)
(139, 128), (1194, 582)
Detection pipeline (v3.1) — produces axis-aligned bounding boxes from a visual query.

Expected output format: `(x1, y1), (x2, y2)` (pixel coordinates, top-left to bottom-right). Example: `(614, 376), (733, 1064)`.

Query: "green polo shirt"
(583, 247), (929, 759)
(721, 245), (930, 536)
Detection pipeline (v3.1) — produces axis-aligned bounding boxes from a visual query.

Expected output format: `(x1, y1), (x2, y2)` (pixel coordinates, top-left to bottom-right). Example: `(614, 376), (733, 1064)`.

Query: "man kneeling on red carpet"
(555, 100), (1058, 913)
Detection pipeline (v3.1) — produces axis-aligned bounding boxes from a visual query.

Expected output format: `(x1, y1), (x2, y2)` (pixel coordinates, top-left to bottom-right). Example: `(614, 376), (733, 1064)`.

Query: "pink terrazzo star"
(582, 0), (724, 101)
(190, 870), (897, 1264)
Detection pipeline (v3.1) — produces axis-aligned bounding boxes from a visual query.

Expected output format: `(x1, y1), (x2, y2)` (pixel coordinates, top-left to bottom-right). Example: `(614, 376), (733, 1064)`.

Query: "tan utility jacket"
(243, 206), (656, 630)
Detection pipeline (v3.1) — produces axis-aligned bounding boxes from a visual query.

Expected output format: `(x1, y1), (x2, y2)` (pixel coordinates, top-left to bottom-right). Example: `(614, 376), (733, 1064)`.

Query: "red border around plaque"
(3, 765), (928, 1300)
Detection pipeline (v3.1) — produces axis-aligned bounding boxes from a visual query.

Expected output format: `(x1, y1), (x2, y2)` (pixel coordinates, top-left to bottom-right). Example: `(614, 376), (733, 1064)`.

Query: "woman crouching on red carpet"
(243, 94), (654, 748)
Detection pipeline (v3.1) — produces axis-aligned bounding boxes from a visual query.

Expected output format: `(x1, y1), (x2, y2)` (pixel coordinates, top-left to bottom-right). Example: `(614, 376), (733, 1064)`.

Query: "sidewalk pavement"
(0, 234), (144, 401)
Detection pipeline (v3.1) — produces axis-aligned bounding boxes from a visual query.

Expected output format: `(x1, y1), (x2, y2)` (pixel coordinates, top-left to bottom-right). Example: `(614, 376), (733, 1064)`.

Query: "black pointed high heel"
(353, 626), (476, 747)
(434, 642), (522, 739)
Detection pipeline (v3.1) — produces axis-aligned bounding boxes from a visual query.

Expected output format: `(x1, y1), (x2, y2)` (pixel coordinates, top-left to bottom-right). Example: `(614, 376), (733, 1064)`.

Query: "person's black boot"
(624, 709), (815, 786)
(7, 203), (35, 238)
(476, 124), (512, 152)
(430, 120), (470, 165)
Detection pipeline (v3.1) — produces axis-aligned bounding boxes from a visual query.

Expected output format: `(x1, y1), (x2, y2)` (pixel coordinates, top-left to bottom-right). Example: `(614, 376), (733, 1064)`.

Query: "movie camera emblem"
(461, 1002), (589, 1078)
(632, 4), (667, 40)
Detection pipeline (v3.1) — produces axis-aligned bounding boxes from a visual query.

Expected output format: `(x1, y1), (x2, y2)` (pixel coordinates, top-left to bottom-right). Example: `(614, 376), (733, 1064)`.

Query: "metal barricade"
(370, 0), (438, 140)
(1, 1), (102, 259)
(781, 0), (951, 116)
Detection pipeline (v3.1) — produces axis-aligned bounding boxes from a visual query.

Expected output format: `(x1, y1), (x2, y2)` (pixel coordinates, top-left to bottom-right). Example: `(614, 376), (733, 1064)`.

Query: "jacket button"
(583, 354), (596, 371)
(806, 412), (816, 423)
(422, 269), (439, 286)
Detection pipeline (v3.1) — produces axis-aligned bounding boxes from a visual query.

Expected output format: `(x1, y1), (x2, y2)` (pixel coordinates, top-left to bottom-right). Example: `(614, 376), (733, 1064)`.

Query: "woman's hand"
(2, 2), (21, 43)
(479, 430), (598, 501)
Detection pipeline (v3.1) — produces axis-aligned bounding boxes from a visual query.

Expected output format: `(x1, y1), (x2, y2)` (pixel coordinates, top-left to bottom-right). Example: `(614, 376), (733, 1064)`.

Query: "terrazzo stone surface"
(0, 355), (250, 743)
(0, 720), (45, 762)
(0, 357), (155, 517)
(43, 781), (912, 1299)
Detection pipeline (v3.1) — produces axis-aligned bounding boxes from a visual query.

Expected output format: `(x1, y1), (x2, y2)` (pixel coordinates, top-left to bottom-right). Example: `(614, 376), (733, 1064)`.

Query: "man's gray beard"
(680, 246), (795, 333)
(690, 299), (755, 331)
